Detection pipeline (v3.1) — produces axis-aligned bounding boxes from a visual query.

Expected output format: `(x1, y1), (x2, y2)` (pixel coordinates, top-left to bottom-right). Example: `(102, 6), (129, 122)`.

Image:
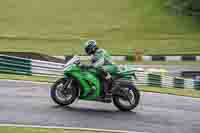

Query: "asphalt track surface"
(0, 80), (200, 133)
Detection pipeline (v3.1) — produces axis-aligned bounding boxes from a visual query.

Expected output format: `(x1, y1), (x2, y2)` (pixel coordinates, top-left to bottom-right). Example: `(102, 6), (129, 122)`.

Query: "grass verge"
(0, 127), (109, 133)
(0, 73), (199, 98)
(0, 73), (55, 83)
(0, 0), (200, 55)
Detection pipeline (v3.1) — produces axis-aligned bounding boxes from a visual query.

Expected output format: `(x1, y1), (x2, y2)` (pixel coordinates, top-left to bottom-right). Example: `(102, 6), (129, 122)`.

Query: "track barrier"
(0, 54), (199, 90)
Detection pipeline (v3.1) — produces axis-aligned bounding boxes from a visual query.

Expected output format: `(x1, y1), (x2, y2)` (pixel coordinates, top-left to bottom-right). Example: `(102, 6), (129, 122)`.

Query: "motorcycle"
(50, 56), (140, 111)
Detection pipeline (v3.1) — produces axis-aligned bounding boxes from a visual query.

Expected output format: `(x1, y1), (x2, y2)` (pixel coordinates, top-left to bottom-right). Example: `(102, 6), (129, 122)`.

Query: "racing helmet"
(84, 40), (98, 55)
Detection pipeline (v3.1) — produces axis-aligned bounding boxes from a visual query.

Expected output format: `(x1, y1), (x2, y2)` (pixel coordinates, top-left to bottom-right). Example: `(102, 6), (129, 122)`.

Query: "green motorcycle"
(50, 56), (140, 111)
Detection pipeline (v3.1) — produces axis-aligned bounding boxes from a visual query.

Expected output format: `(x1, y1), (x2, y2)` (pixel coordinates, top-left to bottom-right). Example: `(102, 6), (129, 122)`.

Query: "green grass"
(0, 73), (199, 98)
(0, 127), (108, 133)
(0, 0), (200, 55)
(0, 73), (55, 83)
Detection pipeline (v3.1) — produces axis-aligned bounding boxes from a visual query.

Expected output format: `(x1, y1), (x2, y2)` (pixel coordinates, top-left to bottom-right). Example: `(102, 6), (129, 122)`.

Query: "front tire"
(113, 82), (140, 111)
(50, 78), (78, 106)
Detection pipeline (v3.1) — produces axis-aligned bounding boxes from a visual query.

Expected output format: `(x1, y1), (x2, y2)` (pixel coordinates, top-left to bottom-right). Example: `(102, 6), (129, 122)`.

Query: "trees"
(167, 0), (200, 16)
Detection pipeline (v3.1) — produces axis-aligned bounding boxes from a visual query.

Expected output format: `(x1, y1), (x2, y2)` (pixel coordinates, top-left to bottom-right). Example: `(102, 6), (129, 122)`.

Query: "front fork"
(63, 79), (72, 89)
(60, 78), (74, 96)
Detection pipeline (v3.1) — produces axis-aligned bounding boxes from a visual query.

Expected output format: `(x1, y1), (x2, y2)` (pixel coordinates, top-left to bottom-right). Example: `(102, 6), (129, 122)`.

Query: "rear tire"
(113, 82), (140, 111)
(50, 78), (78, 106)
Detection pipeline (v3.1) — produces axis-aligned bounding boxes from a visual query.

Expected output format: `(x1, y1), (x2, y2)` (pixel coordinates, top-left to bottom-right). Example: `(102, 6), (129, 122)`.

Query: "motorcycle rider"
(83, 40), (118, 101)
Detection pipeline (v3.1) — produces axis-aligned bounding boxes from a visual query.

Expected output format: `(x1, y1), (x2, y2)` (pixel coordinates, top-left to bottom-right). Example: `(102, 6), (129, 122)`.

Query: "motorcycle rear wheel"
(113, 81), (140, 111)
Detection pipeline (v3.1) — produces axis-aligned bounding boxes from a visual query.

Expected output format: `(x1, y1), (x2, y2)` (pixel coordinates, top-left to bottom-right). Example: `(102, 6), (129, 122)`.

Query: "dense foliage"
(167, 0), (200, 16)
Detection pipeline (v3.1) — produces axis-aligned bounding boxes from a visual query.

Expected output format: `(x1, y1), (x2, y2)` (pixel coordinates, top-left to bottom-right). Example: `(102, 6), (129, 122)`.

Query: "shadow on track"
(51, 104), (138, 120)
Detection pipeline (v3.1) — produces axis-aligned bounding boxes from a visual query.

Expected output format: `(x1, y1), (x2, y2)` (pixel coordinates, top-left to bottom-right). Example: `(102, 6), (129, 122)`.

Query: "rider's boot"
(104, 92), (112, 103)
(104, 75), (113, 103)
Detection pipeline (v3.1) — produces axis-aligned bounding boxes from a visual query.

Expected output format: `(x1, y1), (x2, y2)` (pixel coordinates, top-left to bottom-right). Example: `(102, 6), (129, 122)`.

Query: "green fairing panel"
(102, 65), (119, 75)
(82, 72), (101, 98)
(64, 68), (101, 100)
(117, 66), (136, 75)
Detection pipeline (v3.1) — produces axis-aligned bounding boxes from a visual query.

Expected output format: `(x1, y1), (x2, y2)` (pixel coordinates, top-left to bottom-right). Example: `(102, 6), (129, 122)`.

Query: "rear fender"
(112, 82), (126, 97)
(112, 80), (139, 100)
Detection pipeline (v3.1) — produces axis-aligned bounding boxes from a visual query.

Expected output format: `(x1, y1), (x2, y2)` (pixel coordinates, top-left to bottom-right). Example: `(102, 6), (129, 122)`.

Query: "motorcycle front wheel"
(50, 78), (78, 106)
(113, 82), (140, 111)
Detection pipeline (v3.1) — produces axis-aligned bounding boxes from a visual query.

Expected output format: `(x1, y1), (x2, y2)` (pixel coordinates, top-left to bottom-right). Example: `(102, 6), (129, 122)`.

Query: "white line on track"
(0, 79), (50, 85)
(0, 123), (148, 133)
